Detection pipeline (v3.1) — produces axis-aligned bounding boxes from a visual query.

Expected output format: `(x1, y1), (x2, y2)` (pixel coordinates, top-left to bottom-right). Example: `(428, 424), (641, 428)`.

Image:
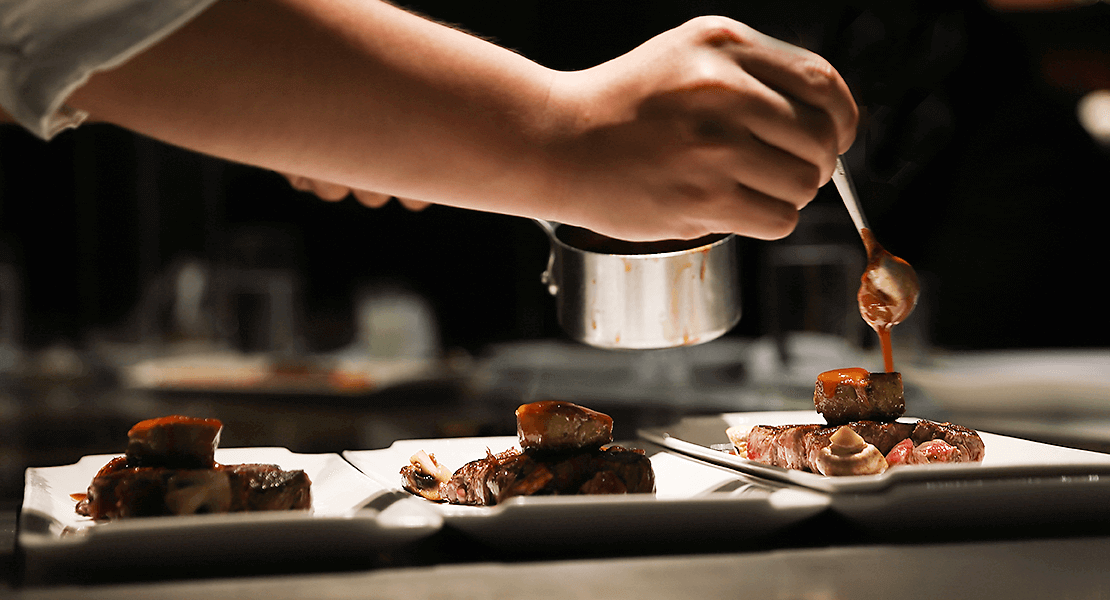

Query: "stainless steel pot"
(535, 220), (741, 350)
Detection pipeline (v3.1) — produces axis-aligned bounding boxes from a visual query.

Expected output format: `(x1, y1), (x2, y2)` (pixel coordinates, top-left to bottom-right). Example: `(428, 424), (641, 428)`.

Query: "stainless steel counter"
(5, 529), (1110, 600)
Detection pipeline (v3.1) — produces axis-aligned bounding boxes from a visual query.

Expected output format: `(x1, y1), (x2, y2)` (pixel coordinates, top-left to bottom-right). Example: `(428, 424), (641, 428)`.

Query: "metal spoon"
(831, 157), (921, 369)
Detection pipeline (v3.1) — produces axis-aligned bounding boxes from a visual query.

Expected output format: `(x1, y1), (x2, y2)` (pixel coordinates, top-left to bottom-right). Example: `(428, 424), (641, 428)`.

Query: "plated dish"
(639, 411), (1110, 494)
(20, 447), (441, 582)
(344, 436), (829, 550)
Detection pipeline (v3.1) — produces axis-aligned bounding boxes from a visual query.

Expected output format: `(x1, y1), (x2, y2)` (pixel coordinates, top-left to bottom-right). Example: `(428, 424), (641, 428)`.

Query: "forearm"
(68, 0), (567, 219)
(66, 3), (857, 241)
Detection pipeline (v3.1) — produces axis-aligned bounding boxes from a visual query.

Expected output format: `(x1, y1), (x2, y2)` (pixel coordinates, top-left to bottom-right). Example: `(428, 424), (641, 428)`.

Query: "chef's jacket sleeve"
(0, 0), (219, 140)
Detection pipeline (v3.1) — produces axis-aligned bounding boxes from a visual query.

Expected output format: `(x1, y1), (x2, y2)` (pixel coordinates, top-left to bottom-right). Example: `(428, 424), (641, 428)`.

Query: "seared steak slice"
(516, 401), (613, 451)
(77, 463), (311, 521)
(125, 415), (223, 469)
(742, 419), (980, 475)
(439, 446), (654, 506)
(910, 420), (986, 462)
(813, 369), (905, 426)
(222, 463), (312, 512)
(745, 424), (822, 471)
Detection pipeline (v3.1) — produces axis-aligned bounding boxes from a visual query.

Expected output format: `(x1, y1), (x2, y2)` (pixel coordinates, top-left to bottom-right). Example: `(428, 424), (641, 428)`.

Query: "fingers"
(396, 197), (432, 211)
(723, 80), (843, 183)
(351, 189), (393, 208)
(678, 178), (801, 241)
(719, 22), (859, 155)
(281, 172), (431, 211)
(705, 121), (824, 207)
(351, 190), (431, 211)
(676, 17), (857, 182)
(728, 185), (800, 240)
(282, 173), (348, 201)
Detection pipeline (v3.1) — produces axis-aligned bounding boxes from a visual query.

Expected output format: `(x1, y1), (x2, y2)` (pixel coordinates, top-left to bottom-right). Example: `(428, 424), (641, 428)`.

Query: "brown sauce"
(556, 225), (726, 255)
(857, 229), (918, 373)
(817, 367), (869, 398)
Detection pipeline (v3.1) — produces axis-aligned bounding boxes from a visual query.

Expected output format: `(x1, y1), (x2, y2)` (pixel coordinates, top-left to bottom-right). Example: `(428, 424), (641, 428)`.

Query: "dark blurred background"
(0, 0), (1108, 502)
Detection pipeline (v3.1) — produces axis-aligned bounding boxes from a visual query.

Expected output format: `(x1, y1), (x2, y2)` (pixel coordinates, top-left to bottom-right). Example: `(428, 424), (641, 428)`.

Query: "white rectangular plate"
(638, 410), (1110, 493)
(20, 448), (442, 581)
(343, 437), (830, 550)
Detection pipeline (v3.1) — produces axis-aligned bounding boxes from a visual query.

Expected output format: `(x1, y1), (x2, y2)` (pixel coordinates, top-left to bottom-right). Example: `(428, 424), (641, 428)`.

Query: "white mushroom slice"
(410, 450), (452, 483)
(164, 470), (233, 514)
(816, 426), (889, 476)
(725, 426), (751, 458)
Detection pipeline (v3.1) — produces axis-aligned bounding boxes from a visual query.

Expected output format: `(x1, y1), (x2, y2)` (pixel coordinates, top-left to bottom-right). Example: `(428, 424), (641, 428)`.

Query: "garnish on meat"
(815, 426), (888, 476)
(400, 401), (655, 505)
(74, 416), (311, 520)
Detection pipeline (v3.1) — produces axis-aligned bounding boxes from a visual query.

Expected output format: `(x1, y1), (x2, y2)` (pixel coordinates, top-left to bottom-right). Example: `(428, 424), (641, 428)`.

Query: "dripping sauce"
(858, 229), (918, 373)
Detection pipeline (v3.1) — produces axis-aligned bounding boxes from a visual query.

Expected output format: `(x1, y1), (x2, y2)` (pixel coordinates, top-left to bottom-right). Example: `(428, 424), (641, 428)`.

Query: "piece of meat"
(886, 437), (967, 466)
(744, 424), (823, 471)
(743, 419), (981, 475)
(439, 445), (654, 506)
(125, 415), (223, 469)
(222, 463), (313, 512)
(910, 420), (986, 462)
(76, 463), (311, 521)
(884, 438), (922, 466)
(515, 401), (613, 451)
(813, 368), (905, 426)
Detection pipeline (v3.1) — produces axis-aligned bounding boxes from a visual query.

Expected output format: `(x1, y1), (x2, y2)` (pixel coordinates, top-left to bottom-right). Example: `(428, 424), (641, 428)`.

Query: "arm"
(68, 0), (857, 241)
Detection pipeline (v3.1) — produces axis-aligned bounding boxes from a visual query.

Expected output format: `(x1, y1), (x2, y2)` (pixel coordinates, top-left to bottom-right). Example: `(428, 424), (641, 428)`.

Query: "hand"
(281, 172), (431, 211)
(541, 16), (859, 241)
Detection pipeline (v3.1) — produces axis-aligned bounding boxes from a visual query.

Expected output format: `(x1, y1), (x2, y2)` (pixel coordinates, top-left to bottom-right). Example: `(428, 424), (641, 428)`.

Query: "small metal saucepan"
(534, 219), (741, 350)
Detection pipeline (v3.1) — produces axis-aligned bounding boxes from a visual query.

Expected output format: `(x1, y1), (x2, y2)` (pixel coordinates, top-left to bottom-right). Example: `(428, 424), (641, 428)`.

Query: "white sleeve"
(0, 0), (220, 140)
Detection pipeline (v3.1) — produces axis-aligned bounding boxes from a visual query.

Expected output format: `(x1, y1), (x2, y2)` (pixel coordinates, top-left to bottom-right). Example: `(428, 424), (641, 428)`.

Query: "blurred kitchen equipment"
(0, 262), (20, 372)
(212, 226), (303, 355)
(1077, 89), (1110, 148)
(351, 284), (439, 359)
(761, 206), (868, 365)
(534, 220), (740, 350)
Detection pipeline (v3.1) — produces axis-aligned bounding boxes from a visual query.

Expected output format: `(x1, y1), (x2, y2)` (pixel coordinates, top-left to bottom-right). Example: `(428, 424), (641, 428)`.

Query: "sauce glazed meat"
(74, 416), (311, 520)
(728, 369), (985, 477)
(400, 401), (655, 505)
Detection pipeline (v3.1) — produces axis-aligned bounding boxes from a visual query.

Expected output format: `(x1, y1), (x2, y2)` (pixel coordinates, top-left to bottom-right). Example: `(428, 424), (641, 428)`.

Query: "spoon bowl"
(831, 158), (921, 371)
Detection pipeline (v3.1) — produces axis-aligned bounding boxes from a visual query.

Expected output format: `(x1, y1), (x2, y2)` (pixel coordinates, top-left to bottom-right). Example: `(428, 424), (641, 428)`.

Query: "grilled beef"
(437, 445), (653, 506)
(401, 401), (655, 505)
(76, 463), (311, 520)
(814, 368), (905, 426)
(516, 400), (613, 451)
(125, 415), (223, 469)
(741, 419), (982, 474)
(75, 416), (311, 520)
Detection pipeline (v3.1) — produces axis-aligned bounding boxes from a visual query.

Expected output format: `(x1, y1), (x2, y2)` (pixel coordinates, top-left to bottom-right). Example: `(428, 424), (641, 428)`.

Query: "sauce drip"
(857, 229), (919, 373)
(817, 367), (869, 398)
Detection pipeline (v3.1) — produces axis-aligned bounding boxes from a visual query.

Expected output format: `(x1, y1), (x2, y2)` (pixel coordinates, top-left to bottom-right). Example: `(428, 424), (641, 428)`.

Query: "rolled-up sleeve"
(0, 0), (219, 140)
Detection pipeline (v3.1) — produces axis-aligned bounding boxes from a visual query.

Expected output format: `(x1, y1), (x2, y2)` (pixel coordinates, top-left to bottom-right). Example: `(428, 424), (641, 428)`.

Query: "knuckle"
(798, 54), (840, 95)
(764, 205), (800, 239)
(686, 15), (740, 37)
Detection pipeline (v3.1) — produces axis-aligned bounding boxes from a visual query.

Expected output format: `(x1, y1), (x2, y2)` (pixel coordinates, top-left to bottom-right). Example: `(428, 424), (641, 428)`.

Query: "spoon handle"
(832, 157), (870, 237)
